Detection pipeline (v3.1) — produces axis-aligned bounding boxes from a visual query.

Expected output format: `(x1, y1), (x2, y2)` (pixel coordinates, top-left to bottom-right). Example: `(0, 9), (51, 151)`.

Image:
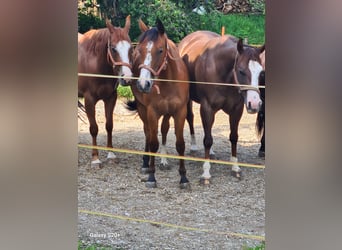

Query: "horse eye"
(111, 47), (117, 53)
(158, 48), (163, 54)
(239, 70), (246, 76)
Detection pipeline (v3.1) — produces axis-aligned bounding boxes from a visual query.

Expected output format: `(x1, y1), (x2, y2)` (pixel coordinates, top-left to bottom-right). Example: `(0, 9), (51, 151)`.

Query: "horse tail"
(125, 99), (138, 112)
(78, 100), (87, 123)
(256, 109), (265, 138)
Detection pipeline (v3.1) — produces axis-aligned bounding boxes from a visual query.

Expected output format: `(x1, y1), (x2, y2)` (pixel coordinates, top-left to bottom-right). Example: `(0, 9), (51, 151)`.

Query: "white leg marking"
(107, 151), (117, 159)
(230, 156), (240, 172)
(91, 158), (102, 167)
(209, 147), (215, 155)
(201, 161), (211, 179)
(190, 134), (198, 151)
(160, 144), (168, 166)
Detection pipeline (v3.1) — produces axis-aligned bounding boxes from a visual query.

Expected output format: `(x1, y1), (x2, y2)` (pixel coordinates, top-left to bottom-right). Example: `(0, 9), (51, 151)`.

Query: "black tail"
(256, 109), (264, 138)
(125, 99), (138, 111)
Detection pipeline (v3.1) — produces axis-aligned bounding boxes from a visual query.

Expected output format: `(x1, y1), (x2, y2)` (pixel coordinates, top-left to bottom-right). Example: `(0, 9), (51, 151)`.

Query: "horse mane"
(81, 28), (110, 56)
(138, 27), (160, 43)
(166, 39), (182, 61)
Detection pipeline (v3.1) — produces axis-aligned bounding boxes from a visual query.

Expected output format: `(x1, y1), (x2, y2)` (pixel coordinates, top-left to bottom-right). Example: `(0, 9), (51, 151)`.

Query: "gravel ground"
(78, 98), (265, 249)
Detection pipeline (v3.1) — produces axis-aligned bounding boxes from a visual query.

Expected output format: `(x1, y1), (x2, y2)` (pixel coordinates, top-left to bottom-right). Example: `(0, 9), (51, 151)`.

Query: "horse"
(178, 30), (265, 183)
(256, 50), (265, 157)
(78, 15), (133, 168)
(126, 18), (190, 189)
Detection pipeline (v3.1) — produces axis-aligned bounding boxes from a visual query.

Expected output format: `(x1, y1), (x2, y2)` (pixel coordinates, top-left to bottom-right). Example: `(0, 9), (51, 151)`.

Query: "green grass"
(198, 13), (265, 45)
(242, 241), (266, 250)
(78, 241), (123, 250)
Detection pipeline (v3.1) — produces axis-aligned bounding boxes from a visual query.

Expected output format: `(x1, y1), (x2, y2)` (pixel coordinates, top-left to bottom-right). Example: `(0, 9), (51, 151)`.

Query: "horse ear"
(124, 15), (131, 32)
(259, 44), (265, 54)
(138, 19), (149, 32)
(237, 38), (244, 54)
(156, 18), (165, 35)
(106, 18), (115, 33)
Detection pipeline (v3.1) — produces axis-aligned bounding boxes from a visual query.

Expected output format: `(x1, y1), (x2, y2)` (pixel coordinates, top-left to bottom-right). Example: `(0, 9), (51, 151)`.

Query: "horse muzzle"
(118, 67), (133, 86)
(245, 90), (262, 114)
(136, 79), (153, 93)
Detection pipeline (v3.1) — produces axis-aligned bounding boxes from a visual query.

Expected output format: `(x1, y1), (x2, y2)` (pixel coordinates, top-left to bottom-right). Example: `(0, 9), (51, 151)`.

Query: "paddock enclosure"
(78, 98), (265, 249)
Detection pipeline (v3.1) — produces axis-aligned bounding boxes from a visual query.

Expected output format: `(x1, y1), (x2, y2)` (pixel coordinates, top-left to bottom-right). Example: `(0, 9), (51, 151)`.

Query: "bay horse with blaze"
(78, 16), (133, 167)
(178, 31), (265, 183)
(126, 19), (190, 189)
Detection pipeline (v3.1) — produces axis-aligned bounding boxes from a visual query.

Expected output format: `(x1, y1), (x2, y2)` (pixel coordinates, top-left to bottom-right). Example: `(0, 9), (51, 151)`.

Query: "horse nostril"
(248, 101), (252, 110)
(146, 81), (151, 88)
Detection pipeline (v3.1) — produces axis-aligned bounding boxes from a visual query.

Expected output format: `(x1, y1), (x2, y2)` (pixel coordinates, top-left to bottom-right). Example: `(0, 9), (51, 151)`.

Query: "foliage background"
(78, 0), (265, 44)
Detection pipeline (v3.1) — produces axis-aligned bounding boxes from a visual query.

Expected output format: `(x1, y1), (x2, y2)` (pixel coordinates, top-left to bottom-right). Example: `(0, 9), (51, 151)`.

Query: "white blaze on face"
(246, 60), (263, 111)
(139, 41), (153, 89)
(116, 40), (132, 79)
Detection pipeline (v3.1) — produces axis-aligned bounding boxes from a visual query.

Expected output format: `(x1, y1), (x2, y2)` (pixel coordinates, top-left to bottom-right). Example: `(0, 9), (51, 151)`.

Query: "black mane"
(138, 27), (159, 43)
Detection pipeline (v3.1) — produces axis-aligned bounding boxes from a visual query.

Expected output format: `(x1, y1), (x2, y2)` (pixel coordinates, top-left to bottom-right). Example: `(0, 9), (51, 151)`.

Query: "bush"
(78, 12), (105, 33)
(114, 0), (202, 42)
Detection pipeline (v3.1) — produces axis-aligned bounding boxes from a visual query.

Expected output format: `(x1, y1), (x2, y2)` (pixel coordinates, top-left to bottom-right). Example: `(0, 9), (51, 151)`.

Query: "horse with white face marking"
(127, 18), (190, 189)
(78, 16), (133, 168)
(178, 31), (265, 183)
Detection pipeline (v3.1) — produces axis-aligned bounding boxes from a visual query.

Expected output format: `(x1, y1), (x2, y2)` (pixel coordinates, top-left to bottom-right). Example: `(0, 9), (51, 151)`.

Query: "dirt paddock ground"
(78, 98), (265, 249)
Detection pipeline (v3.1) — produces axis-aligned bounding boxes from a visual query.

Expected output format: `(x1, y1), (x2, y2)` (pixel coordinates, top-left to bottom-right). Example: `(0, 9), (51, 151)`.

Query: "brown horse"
(78, 16), (132, 167)
(178, 31), (265, 183)
(126, 19), (190, 188)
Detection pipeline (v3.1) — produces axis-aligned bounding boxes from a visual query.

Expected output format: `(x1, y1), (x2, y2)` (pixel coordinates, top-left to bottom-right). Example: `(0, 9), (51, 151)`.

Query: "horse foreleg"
(174, 109), (190, 189)
(199, 103), (215, 184)
(84, 97), (101, 167)
(104, 95), (117, 160)
(229, 108), (243, 180)
(145, 114), (159, 188)
(141, 113), (150, 174)
(160, 115), (170, 168)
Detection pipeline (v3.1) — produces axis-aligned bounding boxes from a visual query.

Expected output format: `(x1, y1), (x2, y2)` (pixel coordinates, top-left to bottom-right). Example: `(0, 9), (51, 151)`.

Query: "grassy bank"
(197, 13), (265, 45)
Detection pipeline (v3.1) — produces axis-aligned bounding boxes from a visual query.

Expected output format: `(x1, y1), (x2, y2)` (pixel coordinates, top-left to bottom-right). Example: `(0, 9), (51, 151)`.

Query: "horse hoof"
(200, 178), (210, 185)
(140, 167), (149, 174)
(91, 159), (102, 169)
(231, 170), (242, 180)
(258, 150), (265, 158)
(145, 181), (157, 188)
(179, 182), (190, 190)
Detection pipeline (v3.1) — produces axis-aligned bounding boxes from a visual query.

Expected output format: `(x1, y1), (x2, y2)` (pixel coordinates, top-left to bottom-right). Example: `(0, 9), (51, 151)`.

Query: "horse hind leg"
(159, 115), (170, 169)
(187, 100), (199, 153)
(199, 104), (215, 185)
(258, 129), (265, 158)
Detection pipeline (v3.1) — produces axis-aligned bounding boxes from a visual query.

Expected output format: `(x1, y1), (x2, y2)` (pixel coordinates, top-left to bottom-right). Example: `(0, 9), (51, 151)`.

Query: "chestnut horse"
(178, 31), (265, 183)
(126, 19), (190, 189)
(78, 16), (132, 167)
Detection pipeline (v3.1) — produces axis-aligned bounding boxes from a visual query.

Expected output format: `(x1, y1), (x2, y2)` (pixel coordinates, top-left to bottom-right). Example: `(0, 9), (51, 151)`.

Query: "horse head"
(234, 40), (265, 114)
(133, 18), (169, 93)
(106, 15), (133, 86)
